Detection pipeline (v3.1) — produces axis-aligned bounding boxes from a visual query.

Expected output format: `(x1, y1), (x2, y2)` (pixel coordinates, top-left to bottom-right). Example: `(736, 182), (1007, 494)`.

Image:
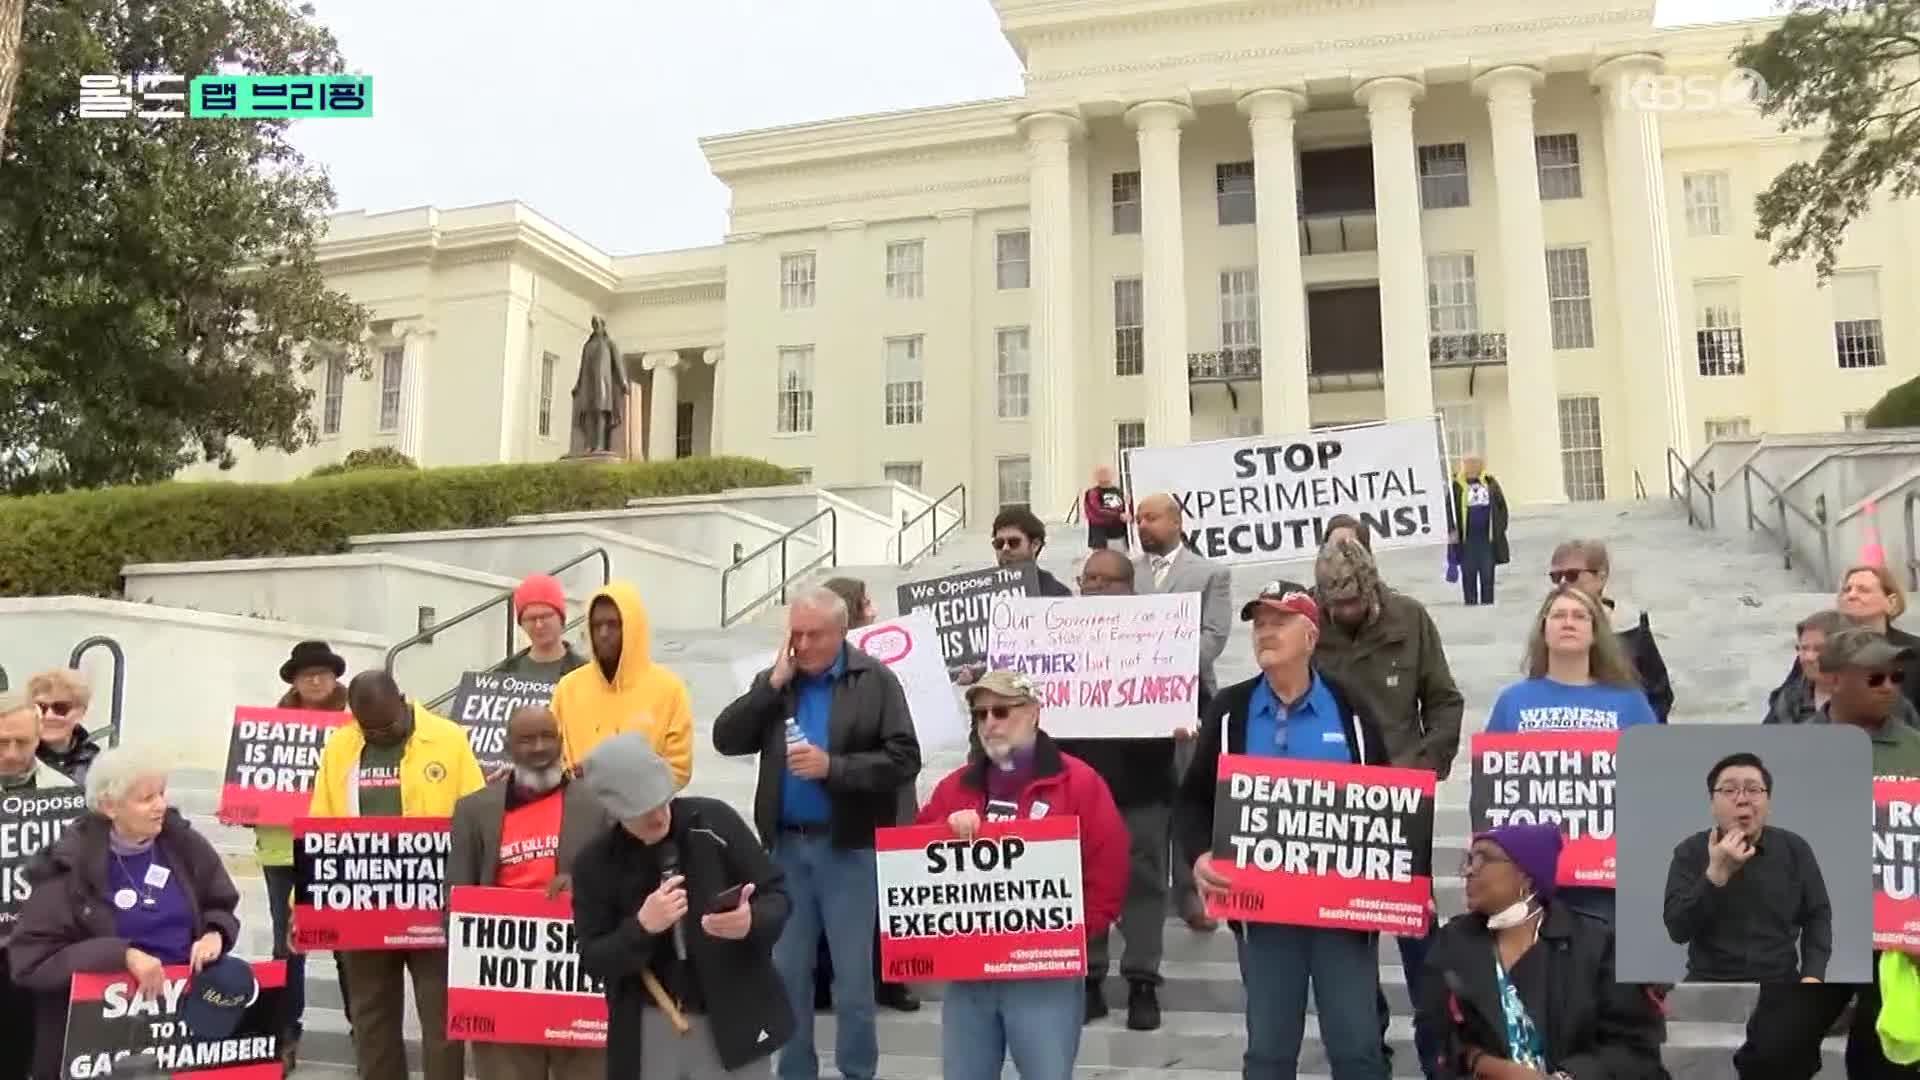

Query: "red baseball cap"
(1239, 579), (1319, 624)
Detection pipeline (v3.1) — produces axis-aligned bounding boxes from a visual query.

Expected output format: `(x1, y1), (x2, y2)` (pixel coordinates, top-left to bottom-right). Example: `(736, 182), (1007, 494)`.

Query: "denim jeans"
(940, 978), (1083, 1080)
(1460, 543), (1496, 606)
(1238, 923), (1388, 1080)
(772, 835), (878, 1080)
(1378, 925), (1439, 1080)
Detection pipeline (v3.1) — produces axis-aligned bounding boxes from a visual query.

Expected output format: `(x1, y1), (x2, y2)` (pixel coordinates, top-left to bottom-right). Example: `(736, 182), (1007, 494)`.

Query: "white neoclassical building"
(205, 0), (1920, 515)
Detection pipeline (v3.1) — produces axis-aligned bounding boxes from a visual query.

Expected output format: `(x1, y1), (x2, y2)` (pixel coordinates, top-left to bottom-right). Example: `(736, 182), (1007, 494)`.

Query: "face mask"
(1485, 893), (1539, 930)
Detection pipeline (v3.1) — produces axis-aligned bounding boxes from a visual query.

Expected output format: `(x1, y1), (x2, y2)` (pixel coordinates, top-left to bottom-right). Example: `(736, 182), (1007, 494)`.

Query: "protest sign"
(62, 960), (286, 1079)
(984, 594), (1199, 739)
(1123, 418), (1450, 566)
(875, 818), (1085, 983)
(292, 817), (450, 952)
(215, 707), (349, 827)
(896, 564), (1039, 668)
(1468, 732), (1618, 887)
(446, 886), (607, 1047)
(445, 672), (558, 776)
(2, 787), (88, 931)
(1206, 754), (1435, 933)
(1875, 779), (1920, 952)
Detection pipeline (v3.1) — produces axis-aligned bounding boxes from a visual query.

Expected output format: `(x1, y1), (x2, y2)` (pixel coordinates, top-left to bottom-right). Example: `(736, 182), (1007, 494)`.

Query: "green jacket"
(1312, 587), (1466, 779)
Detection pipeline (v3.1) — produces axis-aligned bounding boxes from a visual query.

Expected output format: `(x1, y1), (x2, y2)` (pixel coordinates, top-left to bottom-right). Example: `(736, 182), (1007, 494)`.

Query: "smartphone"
(709, 883), (745, 913)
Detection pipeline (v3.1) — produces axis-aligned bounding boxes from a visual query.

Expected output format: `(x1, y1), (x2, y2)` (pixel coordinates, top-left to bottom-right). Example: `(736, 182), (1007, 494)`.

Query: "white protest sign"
(984, 594), (1199, 739)
(730, 611), (968, 753)
(1124, 417), (1449, 566)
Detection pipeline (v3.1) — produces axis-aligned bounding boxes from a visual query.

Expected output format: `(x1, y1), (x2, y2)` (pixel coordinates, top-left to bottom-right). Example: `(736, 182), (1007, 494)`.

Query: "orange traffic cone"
(1861, 500), (1887, 567)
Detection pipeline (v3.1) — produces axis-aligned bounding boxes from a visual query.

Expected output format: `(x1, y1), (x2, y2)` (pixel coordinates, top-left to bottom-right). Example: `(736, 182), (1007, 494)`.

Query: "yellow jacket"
(551, 581), (694, 787)
(309, 702), (485, 818)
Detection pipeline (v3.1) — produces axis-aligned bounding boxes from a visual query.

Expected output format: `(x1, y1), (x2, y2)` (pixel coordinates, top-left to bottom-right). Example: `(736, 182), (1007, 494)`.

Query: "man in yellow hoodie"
(550, 581), (694, 788)
(310, 671), (484, 1080)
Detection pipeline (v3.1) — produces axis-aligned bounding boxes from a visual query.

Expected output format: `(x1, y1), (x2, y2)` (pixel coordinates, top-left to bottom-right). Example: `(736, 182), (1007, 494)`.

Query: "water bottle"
(784, 717), (807, 747)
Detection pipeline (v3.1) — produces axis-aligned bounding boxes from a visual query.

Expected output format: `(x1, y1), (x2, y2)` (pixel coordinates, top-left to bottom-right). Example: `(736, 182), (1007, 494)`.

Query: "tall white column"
(1474, 66), (1565, 502)
(642, 350), (681, 461)
(1356, 77), (1436, 422)
(396, 323), (432, 461)
(1239, 89), (1310, 434)
(1595, 54), (1694, 485)
(1126, 100), (1194, 450)
(703, 347), (724, 455)
(1020, 112), (1083, 518)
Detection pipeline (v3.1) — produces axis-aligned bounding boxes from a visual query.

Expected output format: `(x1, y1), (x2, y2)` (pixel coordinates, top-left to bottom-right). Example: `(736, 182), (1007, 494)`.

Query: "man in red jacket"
(915, 669), (1129, 1080)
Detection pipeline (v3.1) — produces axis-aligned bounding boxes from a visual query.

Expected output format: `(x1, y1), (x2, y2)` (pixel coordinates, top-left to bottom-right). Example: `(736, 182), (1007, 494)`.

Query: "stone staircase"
(167, 497), (1841, 1077)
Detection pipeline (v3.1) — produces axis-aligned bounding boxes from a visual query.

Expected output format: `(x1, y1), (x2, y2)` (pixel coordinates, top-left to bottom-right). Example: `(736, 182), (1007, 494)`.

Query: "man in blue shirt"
(1174, 581), (1393, 1080)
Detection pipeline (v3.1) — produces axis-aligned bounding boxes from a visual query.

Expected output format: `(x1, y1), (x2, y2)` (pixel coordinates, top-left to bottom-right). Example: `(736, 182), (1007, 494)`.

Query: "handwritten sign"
(984, 594), (1199, 739)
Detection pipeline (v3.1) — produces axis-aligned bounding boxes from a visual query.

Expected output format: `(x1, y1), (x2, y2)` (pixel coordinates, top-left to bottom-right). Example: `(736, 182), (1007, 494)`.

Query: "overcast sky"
(287, 0), (1779, 256)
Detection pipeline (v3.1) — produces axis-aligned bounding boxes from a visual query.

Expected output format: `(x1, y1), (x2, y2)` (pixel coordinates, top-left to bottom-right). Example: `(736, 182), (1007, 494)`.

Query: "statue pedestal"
(560, 450), (625, 465)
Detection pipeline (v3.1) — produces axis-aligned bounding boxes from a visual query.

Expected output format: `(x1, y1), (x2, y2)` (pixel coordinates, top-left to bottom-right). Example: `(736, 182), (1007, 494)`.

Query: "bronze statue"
(569, 316), (629, 455)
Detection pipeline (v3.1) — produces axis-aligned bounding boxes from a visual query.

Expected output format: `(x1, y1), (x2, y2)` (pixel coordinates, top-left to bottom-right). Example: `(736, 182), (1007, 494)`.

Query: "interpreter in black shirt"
(1661, 751), (1832, 984)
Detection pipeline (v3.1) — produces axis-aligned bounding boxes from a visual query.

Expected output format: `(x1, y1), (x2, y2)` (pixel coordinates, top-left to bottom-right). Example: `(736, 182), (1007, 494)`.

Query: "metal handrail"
(425, 611), (592, 713)
(384, 546), (612, 675)
(1664, 448), (1717, 529)
(1741, 466), (1830, 577)
(1633, 470), (1647, 501)
(898, 484), (967, 568)
(69, 636), (125, 749)
(720, 507), (838, 627)
(1907, 491), (1920, 590)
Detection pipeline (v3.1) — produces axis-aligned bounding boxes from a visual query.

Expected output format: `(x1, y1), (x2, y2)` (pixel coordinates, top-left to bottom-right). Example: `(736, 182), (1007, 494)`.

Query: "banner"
(875, 818), (1085, 982)
(1123, 418), (1450, 566)
(292, 817), (449, 952)
(730, 612), (969, 754)
(984, 594), (1199, 739)
(1206, 754), (1435, 933)
(215, 708), (349, 827)
(62, 961), (286, 1079)
(896, 564), (1039, 668)
(1876, 779), (1920, 952)
(2, 787), (88, 933)
(446, 887), (607, 1047)
(1468, 733), (1617, 888)
(445, 672), (558, 776)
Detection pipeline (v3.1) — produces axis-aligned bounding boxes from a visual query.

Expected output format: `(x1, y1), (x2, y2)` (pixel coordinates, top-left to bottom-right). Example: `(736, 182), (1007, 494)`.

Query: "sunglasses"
(37, 701), (75, 717)
(1870, 671), (1908, 688)
(970, 705), (1016, 722)
(1547, 569), (1589, 585)
(990, 536), (1029, 551)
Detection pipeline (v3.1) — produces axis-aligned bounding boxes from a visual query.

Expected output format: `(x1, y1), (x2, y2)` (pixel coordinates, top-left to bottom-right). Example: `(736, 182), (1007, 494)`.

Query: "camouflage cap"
(965, 669), (1039, 707)
(1314, 537), (1381, 604)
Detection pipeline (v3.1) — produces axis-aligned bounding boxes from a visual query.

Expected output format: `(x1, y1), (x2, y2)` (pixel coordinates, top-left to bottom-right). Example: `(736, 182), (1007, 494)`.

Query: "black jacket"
(1446, 474), (1510, 566)
(1172, 667), (1390, 877)
(570, 796), (793, 1074)
(35, 724), (102, 785)
(1036, 568), (1073, 597)
(712, 645), (922, 850)
(1766, 625), (1920, 720)
(1663, 824), (1831, 982)
(1417, 902), (1669, 1080)
(1608, 605), (1673, 723)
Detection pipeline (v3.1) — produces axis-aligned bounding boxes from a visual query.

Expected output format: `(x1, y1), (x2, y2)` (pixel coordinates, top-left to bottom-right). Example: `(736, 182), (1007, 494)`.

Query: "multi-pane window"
(1535, 134), (1582, 200)
(790, 467), (814, 484)
(776, 346), (815, 434)
(321, 355), (345, 436)
(1112, 172), (1142, 234)
(1704, 417), (1752, 442)
(1845, 411), (1870, 432)
(537, 352), (557, 438)
(1694, 280), (1745, 376)
(884, 461), (923, 489)
(780, 253), (816, 309)
(883, 335), (925, 426)
(1426, 254), (1480, 335)
(995, 230), (1030, 290)
(1545, 248), (1595, 349)
(1833, 269), (1886, 369)
(1558, 396), (1607, 502)
(997, 456), (1032, 509)
(377, 346), (404, 433)
(1219, 269), (1260, 354)
(995, 327), (1031, 419)
(1438, 403), (1487, 472)
(1216, 161), (1256, 225)
(1114, 277), (1144, 376)
(1418, 143), (1470, 209)
(1683, 171), (1729, 237)
(885, 241), (925, 300)
(1115, 420), (1146, 489)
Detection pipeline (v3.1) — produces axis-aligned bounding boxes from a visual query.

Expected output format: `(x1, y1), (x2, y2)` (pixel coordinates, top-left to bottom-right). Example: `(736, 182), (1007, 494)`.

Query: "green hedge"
(309, 446), (420, 477)
(1867, 376), (1920, 430)
(0, 455), (795, 598)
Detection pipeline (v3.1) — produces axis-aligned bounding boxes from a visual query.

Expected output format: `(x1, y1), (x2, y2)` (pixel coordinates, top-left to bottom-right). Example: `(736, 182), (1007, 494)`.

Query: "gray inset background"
(1615, 724), (1873, 984)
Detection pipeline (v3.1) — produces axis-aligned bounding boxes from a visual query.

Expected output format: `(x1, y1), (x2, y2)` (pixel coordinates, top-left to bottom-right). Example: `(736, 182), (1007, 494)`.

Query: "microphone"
(658, 841), (687, 962)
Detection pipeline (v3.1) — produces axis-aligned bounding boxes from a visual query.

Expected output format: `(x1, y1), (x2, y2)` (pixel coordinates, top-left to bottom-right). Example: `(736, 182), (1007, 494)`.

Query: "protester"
(503, 574), (587, 683)
(0, 693), (73, 1080)
(1323, 513), (1371, 551)
(571, 733), (792, 1080)
(550, 581), (694, 784)
(916, 669), (1129, 1077)
(1485, 587), (1658, 734)
(1547, 539), (1675, 721)
(1417, 825), (1667, 1079)
(1446, 456), (1509, 607)
(1312, 537), (1462, 1077)
(1177, 581), (1392, 1079)
(26, 668), (102, 783)
(1762, 609), (1920, 726)
(712, 587), (922, 1080)
(9, 747), (239, 1080)
(1081, 466), (1130, 551)
(1835, 563), (1920, 714)
(991, 507), (1074, 596)
(820, 577), (879, 628)
(310, 671), (484, 1080)
(449, 704), (609, 1080)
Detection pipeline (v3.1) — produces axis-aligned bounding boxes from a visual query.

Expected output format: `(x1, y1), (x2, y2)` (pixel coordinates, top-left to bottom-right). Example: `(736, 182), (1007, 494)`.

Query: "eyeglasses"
(1712, 784), (1770, 799)
(990, 536), (1029, 551)
(36, 701), (74, 717)
(1547, 569), (1590, 585)
(1870, 671), (1909, 688)
(970, 705), (1015, 722)
(1459, 850), (1512, 876)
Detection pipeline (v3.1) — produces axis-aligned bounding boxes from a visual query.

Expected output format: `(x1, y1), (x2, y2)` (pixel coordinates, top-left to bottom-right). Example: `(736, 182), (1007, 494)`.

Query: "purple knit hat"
(1476, 823), (1565, 900)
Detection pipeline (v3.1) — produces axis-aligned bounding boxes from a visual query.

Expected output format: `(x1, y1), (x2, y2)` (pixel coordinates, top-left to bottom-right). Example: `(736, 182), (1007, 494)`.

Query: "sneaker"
(1126, 981), (1161, 1031)
(1084, 977), (1109, 1023)
(877, 983), (921, 1013)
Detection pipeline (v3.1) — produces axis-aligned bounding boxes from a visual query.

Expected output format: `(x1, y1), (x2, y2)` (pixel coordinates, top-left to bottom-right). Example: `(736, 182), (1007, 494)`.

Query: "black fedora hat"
(280, 640), (346, 684)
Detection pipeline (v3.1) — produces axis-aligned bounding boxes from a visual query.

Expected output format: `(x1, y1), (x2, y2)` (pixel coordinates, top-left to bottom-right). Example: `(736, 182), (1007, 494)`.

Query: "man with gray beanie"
(570, 733), (793, 1080)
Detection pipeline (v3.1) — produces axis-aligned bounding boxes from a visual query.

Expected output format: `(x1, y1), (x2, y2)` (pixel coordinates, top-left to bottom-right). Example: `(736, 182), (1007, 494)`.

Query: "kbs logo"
(1616, 69), (1767, 114)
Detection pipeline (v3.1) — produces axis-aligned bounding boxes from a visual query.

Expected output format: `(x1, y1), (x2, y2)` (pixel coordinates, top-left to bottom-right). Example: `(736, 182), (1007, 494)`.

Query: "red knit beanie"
(513, 574), (566, 623)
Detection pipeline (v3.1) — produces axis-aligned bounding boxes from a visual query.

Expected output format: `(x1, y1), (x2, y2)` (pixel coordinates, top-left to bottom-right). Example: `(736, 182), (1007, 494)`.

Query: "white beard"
(513, 764), (566, 793)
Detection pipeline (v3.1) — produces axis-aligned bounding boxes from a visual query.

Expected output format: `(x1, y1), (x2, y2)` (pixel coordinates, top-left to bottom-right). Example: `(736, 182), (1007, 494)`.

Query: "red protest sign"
(216, 707), (349, 827)
(291, 817), (449, 952)
(445, 886), (607, 1047)
(1205, 754), (1435, 934)
(1875, 778), (1920, 952)
(876, 817), (1086, 982)
(63, 960), (287, 1079)
(1468, 732), (1618, 888)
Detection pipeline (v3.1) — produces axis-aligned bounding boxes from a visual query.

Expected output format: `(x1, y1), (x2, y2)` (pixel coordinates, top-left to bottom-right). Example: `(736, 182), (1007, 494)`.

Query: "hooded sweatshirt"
(550, 582), (694, 787)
